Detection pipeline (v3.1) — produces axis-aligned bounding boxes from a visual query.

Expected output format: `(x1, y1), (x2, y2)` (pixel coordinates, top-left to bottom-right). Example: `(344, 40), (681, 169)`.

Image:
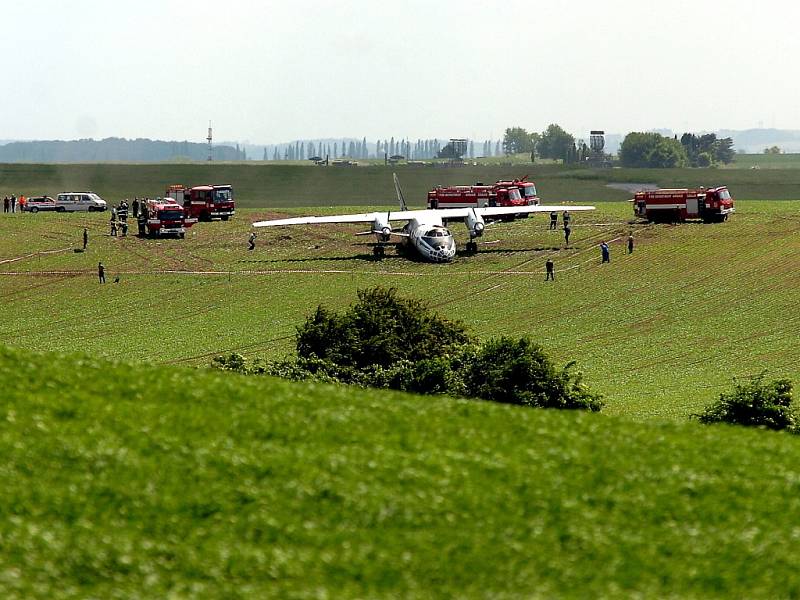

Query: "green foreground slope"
(2, 345), (800, 598)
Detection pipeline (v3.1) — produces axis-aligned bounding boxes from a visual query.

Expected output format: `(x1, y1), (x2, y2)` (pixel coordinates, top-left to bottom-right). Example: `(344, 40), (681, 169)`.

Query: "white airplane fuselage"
(391, 214), (456, 262)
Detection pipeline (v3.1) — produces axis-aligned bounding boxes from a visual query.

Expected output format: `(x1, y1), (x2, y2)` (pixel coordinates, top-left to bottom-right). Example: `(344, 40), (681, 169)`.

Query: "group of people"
(110, 199), (132, 236)
(3, 195), (23, 213)
(544, 232), (635, 281)
(549, 210), (573, 246)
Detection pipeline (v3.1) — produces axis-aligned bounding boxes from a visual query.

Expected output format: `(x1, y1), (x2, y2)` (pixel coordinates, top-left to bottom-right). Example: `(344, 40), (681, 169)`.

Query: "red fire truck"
(166, 184), (235, 221)
(139, 198), (196, 238)
(427, 177), (539, 210)
(632, 186), (735, 223)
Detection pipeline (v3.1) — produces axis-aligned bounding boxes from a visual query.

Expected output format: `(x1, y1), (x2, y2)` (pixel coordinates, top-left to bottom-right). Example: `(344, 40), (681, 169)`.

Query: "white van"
(55, 192), (108, 212)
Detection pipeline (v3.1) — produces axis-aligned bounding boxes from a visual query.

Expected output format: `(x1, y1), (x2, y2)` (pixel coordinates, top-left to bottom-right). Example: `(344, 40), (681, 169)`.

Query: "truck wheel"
(179, 232), (185, 239)
(221, 216), (229, 221)
(31, 207), (38, 213)
(57, 206), (66, 213)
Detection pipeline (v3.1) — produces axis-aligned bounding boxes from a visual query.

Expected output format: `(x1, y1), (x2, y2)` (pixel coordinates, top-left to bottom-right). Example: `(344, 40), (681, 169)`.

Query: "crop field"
(1, 199), (798, 420)
(5, 343), (800, 598)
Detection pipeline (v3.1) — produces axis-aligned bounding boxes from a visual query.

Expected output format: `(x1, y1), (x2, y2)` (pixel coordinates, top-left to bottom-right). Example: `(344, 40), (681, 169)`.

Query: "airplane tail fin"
(393, 173), (408, 211)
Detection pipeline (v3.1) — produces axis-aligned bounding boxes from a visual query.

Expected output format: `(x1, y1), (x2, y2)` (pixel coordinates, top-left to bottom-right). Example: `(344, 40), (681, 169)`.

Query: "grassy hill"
(3, 343), (800, 598)
(4, 161), (800, 207)
(0, 201), (797, 420)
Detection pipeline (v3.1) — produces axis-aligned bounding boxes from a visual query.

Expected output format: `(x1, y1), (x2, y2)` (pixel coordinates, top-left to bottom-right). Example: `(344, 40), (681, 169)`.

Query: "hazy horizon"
(5, 0), (799, 144)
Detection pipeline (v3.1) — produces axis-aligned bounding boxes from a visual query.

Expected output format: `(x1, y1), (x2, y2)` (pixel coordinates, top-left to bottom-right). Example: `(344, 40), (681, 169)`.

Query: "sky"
(3, 0), (799, 144)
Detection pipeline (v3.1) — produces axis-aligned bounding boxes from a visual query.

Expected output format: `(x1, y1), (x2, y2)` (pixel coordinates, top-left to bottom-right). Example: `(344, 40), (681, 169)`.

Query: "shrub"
(211, 353), (266, 375)
(296, 287), (471, 370)
(464, 336), (603, 411)
(694, 374), (795, 431)
(214, 288), (603, 412)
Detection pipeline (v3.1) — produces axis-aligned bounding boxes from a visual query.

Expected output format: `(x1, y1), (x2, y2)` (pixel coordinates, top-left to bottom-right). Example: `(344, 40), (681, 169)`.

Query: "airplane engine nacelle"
(373, 217), (392, 242)
(466, 211), (485, 238)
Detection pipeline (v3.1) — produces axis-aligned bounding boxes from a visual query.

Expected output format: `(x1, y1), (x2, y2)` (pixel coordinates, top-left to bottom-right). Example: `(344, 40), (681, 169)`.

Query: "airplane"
(252, 175), (595, 263)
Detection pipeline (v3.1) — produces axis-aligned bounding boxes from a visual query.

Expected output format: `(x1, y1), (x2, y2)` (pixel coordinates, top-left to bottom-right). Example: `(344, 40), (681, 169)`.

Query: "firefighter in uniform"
(138, 208), (147, 237)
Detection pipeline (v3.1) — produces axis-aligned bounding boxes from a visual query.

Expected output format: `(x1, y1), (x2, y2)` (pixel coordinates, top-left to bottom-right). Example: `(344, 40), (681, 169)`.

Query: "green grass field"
(1, 200), (797, 420)
(4, 343), (800, 598)
(4, 160), (800, 208)
(730, 153), (800, 169)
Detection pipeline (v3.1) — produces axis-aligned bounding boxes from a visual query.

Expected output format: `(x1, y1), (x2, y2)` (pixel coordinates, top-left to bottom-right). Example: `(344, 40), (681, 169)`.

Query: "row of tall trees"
(619, 132), (735, 168)
(262, 137), (508, 161)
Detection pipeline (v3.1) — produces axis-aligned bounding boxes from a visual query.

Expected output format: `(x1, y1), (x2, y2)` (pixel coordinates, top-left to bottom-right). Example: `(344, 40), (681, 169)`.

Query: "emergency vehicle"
(632, 187), (735, 223)
(140, 198), (196, 238)
(166, 184), (235, 221)
(427, 177), (539, 210)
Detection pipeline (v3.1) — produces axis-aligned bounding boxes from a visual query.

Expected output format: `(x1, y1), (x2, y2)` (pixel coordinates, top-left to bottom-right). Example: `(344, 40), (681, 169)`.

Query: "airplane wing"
(253, 213), (379, 227)
(254, 209), (447, 227)
(252, 205), (595, 228)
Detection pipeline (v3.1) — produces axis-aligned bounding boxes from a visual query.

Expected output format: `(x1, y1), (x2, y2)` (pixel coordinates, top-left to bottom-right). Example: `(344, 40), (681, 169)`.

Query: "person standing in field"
(110, 220), (117, 237)
(83, 228), (88, 250)
(248, 231), (256, 251)
(132, 198), (139, 218)
(98, 262), (105, 284)
(600, 241), (610, 263)
(564, 225), (571, 246)
(627, 233), (634, 254)
(10, 194), (16, 213)
(545, 258), (555, 281)
(562, 210), (570, 228)
(3, 197), (8, 213)
(549, 211), (558, 230)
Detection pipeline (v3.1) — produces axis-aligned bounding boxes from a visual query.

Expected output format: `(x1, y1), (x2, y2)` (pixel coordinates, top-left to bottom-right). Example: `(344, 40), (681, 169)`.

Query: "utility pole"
(207, 121), (213, 162)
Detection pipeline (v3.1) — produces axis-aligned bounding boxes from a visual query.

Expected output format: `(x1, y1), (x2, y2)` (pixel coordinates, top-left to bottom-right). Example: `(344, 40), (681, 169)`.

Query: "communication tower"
(207, 121), (213, 161)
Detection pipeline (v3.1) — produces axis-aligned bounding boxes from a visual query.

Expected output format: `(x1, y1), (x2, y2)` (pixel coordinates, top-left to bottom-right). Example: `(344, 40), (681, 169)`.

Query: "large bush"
(694, 374), (795, 431)
(296, 287), (471, 370)
(464, 336), (603, 411)
(214, 287), (602, 412)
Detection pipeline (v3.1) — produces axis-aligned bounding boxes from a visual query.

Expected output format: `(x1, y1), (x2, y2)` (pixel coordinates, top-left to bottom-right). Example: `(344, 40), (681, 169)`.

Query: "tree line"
(501, 125), (736, 168)
(619, 132), (735, 168)
(264, 137), (510, 161)
(0, 137), (247, 162)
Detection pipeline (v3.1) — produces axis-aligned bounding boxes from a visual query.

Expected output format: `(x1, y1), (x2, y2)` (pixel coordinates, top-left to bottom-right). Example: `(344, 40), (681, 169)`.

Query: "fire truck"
(632, 186), (735, 223)
(140, 198), (196, 238)
(166, 184), (235, 221)
(427, 177), (539, 210)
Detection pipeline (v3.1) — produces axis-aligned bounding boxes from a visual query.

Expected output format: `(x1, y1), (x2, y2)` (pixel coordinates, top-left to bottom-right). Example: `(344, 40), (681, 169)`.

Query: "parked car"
(55, 192), (108, 212)
(22, 196), (57, 213)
